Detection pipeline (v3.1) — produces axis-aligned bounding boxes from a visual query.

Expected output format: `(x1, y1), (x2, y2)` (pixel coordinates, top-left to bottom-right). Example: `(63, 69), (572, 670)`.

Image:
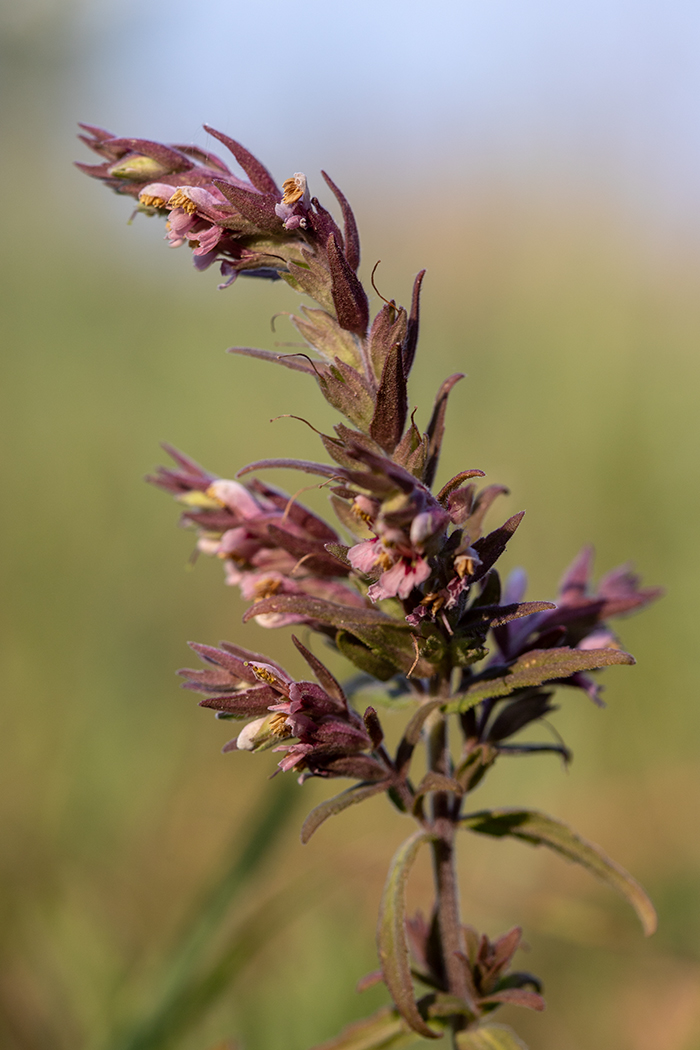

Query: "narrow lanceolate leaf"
(461, 808), (657, 936)
(377, 831), (441, 1040)
(307, 1005), (418, 1050)
(401, 269), (426, 377)
(445, 647), (635, 713)
(423, 373), (465, 488)
(370, 344), (408, 454)
(327, 233), (370, 335)
(238, 458), (346, 481)
(241, 595), (405, 629)
(203, 125), (281, 195)
(226, 346), (318, 374)
(321, 171), (361, 271)
(301, 781), (392, 844)
(394, 700), (443, 774)
(455, 1025), (529, 1050)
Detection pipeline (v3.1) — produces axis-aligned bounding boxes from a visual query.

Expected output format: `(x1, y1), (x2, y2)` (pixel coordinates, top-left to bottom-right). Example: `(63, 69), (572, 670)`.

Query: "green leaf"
(445, 647), (635, 713)
(301, 781), (391, 844)
(308, 1006), (421, 1050)
(461, 808), (657, 936)
(394, 699), (443, 774)
(377, 831), (441, 1040)
(292, 305), (364, 367)
(455, 1025), (528, 1050)
(336, 630), (400, 680)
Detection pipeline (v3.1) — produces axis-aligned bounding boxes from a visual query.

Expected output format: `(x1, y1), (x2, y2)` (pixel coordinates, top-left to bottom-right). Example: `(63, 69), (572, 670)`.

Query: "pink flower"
(368, 556), (432, 601)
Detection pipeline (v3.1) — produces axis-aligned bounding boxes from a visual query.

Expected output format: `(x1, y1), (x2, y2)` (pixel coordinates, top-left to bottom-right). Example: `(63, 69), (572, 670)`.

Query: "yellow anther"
(351, 502), (373, 525)
(454, 553), (477, 579)
(377, 550), (394, 571)
(248, 663), (278, 685)
(168, 189), (197, 214)
(269, 712), (292, 738)
(138, 192), (168, 209)
(281, 173), (307, 205)
(252, 577), (282, 601)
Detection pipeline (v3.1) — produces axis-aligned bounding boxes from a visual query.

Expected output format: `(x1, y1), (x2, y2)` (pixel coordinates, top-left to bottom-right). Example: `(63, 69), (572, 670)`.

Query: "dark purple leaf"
(327, 234), (370, 336)
(423, 373), (465, 488)
(226, 346), (318, 374)
(204, 125), (281, 195)
(369, 344), (408, 454)
(322, 171), (361, 270)
(401, 270), (426, 376)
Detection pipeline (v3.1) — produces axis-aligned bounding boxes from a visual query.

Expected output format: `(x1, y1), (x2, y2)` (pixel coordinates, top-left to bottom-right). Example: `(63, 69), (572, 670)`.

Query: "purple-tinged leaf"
(367, 302), (408, 385)
(242, 594), (401, 628)
(395, 700), (443, 775)
(462, 485), (511, 541)
(308, 198), (345, 253)
(286, 251), (335, 311)
(198, 687), (279, 717)
(106, 137), (194, 172)
(471, 513), (525, 582)
(486, 692), (557, 742)
(246, 478), (340, 542)
(327, 234), (370, 336)
(306, 1005), (417, 1050)
(436, 470), (487, 505)
(291, 306), (363, 368)
(213, 180), (283, 233)
(301, 781), (390, 844)
(266, 524), (350, 576)
(377, 831), (441, 1040)
(238, 458), (347, 481)
(325, 541), (353, 566)
(226, 346), (318, 374)
(291, 635), (346, 705)
(454, 1026), (528, 1050)
(423, 373), (465, 488)
(322, 171), (361, 271)
(480, 989), (545, 1012)
(184, 641), (259, 683)
(363, 707), (385, 748)
(369, 344), (408, 454)
(393, 415), (426, 477)
(318, 358), (375, 428)
(461, 601), (556, 629)
(401, 270), (426, 377)
(461, 808), (657, 936)
(171, 143), (231, 172)
(447, 646), (635, 712)
(204, 125), (281, 195)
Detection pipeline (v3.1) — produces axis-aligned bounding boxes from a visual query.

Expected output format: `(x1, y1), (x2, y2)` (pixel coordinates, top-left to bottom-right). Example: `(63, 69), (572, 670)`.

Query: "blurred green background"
(2, 2), (699, 1048)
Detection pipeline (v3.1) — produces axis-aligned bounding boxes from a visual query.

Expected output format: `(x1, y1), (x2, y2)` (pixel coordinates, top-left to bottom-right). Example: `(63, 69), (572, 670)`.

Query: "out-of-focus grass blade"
(104, 776), (299, 1050)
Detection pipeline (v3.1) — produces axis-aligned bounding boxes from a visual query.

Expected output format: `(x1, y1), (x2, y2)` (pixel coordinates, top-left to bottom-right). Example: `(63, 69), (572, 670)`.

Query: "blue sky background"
(53, 0), (697, 228)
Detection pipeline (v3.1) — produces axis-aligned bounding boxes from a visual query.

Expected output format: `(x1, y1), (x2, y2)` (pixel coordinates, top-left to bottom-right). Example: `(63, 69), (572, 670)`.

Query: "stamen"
(252, 577), (282, 601)
(139, 192), (168, 209)
(281, 173), (307, 205)
(351, 502), (373, 525)
(269, 712), (292, 738)
(248, 663), (278, 685)
(168, 189), (197, 215)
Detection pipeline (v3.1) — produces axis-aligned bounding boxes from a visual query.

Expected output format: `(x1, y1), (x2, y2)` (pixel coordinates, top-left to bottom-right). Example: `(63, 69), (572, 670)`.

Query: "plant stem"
(426, 710), (473, 1013)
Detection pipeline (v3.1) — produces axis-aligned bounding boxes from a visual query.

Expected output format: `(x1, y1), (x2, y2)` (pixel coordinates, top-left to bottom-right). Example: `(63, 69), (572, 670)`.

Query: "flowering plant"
(78, 124), (661, 1050)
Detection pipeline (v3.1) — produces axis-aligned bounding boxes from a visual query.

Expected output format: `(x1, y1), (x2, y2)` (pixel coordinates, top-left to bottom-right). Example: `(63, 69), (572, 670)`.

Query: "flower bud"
(107, 153), (173, 181)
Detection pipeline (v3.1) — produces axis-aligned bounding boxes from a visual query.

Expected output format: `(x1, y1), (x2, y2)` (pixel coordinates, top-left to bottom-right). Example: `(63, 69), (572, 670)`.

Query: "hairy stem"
(426, 707), (474, 1020)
